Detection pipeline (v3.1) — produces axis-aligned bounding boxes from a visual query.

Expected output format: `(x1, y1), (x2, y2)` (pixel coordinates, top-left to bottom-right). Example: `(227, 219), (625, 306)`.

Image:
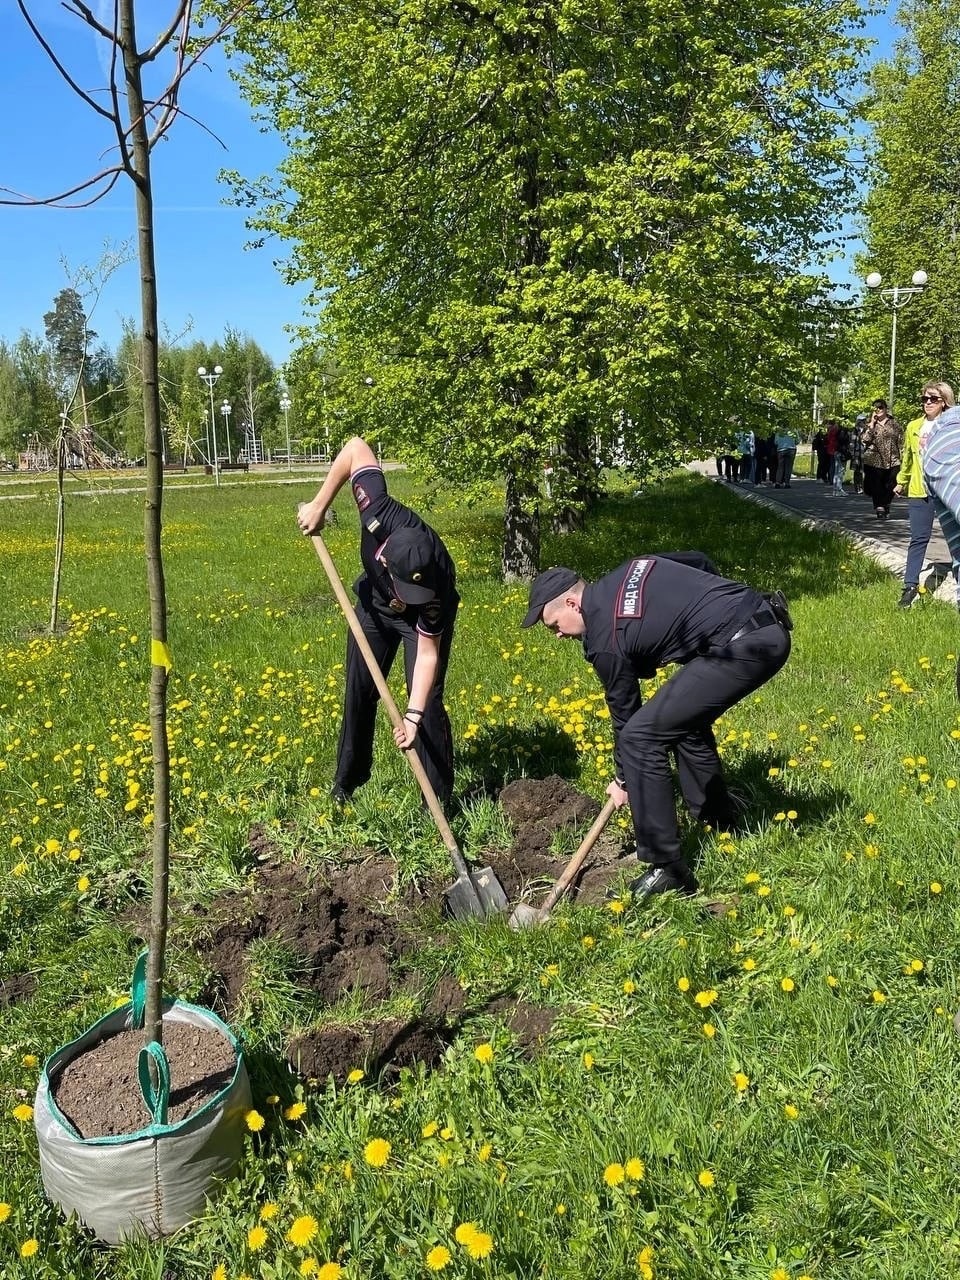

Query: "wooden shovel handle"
(306, 530), (474, 883)
(537, 797), (618, 917)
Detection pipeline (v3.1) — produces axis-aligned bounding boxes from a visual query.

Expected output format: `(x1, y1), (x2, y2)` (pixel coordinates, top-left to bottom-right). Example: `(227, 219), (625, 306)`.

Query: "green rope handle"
(130, 949), (148, 1029)
(137, 1042), (170, 1127)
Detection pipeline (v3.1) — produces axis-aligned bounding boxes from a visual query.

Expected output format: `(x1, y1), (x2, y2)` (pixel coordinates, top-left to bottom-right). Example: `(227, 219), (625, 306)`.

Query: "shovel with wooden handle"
(304, 524), (508, 920)
(508, 796), (618, 929)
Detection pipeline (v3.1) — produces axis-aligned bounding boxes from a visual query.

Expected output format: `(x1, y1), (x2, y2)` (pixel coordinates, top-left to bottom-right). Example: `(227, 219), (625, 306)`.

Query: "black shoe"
(330, 784), (353, 806)
(898, 585), (919, 609)
(629, 863), (698, 900)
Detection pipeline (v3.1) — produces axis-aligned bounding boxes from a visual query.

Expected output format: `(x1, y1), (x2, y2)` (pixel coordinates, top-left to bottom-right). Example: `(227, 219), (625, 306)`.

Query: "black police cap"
(522, 566), (580, 628)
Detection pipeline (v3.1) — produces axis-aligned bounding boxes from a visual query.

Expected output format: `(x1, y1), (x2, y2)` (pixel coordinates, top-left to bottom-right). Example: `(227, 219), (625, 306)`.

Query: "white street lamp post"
(220, 400), (232, 465)
(280, 393), (292, 472)
(197, 364), (223, 486)
(866, 270), (928, 409)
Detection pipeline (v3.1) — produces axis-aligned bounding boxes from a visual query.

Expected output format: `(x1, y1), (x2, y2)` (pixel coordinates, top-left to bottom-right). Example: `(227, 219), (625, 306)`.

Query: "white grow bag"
(34, 955), (251, 1244)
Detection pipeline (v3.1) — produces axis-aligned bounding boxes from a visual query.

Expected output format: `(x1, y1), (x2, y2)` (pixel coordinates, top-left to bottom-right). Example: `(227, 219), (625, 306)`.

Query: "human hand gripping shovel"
(509, 797), (617, 929)
(303, 523), (508, 920)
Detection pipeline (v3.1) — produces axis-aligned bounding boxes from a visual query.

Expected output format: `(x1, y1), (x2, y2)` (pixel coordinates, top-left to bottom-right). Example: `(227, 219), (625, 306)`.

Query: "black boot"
(629, 862), (698, 900)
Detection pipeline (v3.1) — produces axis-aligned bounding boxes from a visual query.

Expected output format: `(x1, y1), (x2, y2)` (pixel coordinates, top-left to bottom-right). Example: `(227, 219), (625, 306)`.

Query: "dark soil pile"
(491, 774), (628, 902)
(190, 858), (421, 1015)
(126, 777), (625, 1088)
(52, 1017), (237, 1139)
(0, 973), (37, 1007)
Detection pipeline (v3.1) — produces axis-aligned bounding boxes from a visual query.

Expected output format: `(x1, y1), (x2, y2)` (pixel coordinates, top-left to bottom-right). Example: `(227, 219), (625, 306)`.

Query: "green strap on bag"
(137, 1042), (171, 1127)
(130, 949), (171, 1126)
(130, 949), (148, 1030)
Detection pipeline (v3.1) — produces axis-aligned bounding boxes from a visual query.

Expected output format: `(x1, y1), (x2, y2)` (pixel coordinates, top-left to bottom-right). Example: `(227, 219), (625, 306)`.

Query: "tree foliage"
(858, 0), (960, 420)
(225, 0), (866, 574)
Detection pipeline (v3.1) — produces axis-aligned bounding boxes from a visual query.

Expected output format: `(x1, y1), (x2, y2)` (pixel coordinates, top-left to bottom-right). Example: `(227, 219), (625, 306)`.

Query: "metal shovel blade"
(445, 865), (509, 920)
(507, 901), (544, 930)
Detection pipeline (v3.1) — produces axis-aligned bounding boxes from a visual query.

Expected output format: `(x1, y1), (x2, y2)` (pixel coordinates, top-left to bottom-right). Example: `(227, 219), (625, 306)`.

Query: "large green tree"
(858, 0), (960, 421)
(225, 0), (865, 575)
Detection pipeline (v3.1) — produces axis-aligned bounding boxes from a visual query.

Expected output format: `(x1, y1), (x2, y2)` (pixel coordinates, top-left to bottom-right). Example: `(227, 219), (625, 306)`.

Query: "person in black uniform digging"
(522, 554), (792, 899)
(297, 437), (459, 806)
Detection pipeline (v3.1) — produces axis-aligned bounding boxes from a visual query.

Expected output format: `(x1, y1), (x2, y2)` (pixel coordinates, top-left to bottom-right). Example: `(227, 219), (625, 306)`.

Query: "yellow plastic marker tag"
(150, 639), (173, 672)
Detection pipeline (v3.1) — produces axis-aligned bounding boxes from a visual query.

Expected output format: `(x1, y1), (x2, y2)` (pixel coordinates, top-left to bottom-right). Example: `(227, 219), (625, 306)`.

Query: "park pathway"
(687, 458), (957, 602)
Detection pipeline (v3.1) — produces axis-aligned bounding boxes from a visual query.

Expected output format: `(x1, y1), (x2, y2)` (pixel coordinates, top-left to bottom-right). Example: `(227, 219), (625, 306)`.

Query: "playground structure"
(18, 424), (120, 472)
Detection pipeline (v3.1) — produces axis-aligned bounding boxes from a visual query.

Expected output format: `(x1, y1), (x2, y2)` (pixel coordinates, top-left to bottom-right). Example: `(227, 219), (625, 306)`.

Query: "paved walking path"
(687, 459), (957, 602)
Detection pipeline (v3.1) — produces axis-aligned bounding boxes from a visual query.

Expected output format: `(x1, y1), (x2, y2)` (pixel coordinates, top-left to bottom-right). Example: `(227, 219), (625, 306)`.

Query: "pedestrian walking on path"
(862, 399), (902, 519)
(895, 381), (959, 608)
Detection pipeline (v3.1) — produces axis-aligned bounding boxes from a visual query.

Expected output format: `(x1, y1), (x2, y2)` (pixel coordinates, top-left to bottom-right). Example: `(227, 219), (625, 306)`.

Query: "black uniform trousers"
(618, 620), (791, 869)
(333, 585), (455, 804)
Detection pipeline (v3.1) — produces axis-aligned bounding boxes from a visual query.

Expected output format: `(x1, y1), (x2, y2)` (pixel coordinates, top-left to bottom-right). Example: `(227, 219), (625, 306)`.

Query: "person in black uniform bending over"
(522, 553), (791, 900)
(297, 437), (459, 805)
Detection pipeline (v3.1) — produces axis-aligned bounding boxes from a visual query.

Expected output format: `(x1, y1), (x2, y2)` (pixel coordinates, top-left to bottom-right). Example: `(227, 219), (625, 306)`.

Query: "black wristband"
(405, 707), (424, 719)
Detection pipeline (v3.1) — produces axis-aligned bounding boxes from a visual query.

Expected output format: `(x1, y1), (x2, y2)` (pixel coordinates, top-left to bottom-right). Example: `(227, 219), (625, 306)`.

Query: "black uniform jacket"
(350, 465), (459, 637)
(580, 552), (762, 775)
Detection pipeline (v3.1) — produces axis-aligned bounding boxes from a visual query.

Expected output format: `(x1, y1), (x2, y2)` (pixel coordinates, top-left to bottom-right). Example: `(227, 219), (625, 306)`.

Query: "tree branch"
(17, 0), (114, 120)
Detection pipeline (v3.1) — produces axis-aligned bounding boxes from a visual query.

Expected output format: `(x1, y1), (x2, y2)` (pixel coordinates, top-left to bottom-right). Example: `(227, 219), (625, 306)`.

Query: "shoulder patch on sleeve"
(352, 479), (371, 512)
(616, 558), (654, 619)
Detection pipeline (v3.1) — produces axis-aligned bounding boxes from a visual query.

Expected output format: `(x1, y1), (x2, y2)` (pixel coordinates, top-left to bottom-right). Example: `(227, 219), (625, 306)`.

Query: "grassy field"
(3, 468), (960, 1279)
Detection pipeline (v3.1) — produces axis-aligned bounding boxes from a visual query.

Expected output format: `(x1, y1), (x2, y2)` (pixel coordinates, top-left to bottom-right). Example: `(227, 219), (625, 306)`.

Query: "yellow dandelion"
(21, 1240), (39, 1258)
(477, 1142), (493, 1163)
(625, 1157), (645, 1180)
(347, 1068), (364, 1084)
(245, 1109), (265, 1132)
(909, 959), (924, 973)
(300, 1263), (318, 1278)
(694, 989), (718, 1008)
(12, 1104), (33, 1123)
(316, 1264), (342, 1280)
(607, 899), (625, 915)
(697, 1169), (715, 1188)
(702, 1022), (717, 1038)
(931, 881), (943, 894)
(466, 1232), (494, 1260)
(872, 990), (887, 1004)
(771, 1270), (790, 1280)
(581, 935), (595, 949)
(780, 977), (795, 993)
(826, 974), (839, 988)
(248, 1225), (268, 1251)
(603, 1162), (626, 1187)
(623, 979), (637, 994)
(287, 1214), (319, 1247)
(363, 1137), (391, 1168)
(422, 1121), (439, 1138)
(474, 1042), (494, 1064)
(0, 1204), (10, 1223)
(677, 976), (691, 992)
(260, 1202), (278, 1220)
(733, 1072), (750, 1092)
(76, 875), (91, 893)
(784, 1104), (799, 1120)
(212, 1266), (227, 1280)
(583, 1052), (595, 1070)
(426, 1245), (452, 1271)
(786, 809), (798, 820)
(742, 958), (757, 972)
(454, 1222), (479, 1246)
(284, 1101), (307, 1121)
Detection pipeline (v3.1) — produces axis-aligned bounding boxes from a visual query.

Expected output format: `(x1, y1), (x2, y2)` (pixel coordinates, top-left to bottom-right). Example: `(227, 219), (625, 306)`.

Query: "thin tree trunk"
(49, 425), (66, 635)
(120, 0), (171, 1049)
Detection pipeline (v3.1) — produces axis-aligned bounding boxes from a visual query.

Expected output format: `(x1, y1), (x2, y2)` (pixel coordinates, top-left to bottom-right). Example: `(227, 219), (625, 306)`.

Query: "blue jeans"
(905, 497), (935, 586)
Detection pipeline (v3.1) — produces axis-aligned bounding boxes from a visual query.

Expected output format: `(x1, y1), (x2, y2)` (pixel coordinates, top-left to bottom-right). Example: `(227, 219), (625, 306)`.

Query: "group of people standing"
(812, 400), (903, 518)
(717, 426), (799, 489)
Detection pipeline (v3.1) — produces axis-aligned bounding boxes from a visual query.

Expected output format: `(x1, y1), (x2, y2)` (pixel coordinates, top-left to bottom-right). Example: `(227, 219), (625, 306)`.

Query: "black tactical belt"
(729, 606), (780, 642)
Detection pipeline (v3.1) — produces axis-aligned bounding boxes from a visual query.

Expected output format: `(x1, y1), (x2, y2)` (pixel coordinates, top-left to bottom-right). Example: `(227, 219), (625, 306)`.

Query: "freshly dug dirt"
(492, 775), (628, 903)
(189, 858), (413, 1017)
(0, 973), (37, 1007)
(52, 1017), (238, 1139)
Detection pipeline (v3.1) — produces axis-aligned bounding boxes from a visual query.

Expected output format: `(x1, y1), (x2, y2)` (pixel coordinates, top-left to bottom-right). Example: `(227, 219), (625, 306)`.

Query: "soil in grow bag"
(52, 1017), (237, 1138)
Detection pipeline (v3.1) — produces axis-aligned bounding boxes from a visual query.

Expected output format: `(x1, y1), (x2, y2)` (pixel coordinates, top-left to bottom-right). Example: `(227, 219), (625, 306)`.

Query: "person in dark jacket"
(297, 437), (459, 805)
(522, 553), (791, 900)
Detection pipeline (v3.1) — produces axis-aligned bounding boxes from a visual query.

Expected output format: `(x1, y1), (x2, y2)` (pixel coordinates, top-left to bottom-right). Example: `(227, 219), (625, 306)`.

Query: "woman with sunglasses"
(894, 382), (957, 608)
(861, 398), (902, 519)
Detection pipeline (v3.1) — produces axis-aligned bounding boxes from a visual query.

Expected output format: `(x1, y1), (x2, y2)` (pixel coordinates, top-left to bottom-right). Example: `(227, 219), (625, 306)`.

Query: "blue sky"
(0, 2), (900, 367)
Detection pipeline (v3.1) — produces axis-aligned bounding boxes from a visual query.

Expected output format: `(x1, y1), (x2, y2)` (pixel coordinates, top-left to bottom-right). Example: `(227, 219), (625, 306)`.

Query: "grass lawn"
(2, 468), (960, 1279)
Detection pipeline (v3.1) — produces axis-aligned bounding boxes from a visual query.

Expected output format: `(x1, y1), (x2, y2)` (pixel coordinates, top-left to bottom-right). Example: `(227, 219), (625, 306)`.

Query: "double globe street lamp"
(197, 365), (222, 486)
(865, 269), (928, 409)
(220, 400), (232, 464)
